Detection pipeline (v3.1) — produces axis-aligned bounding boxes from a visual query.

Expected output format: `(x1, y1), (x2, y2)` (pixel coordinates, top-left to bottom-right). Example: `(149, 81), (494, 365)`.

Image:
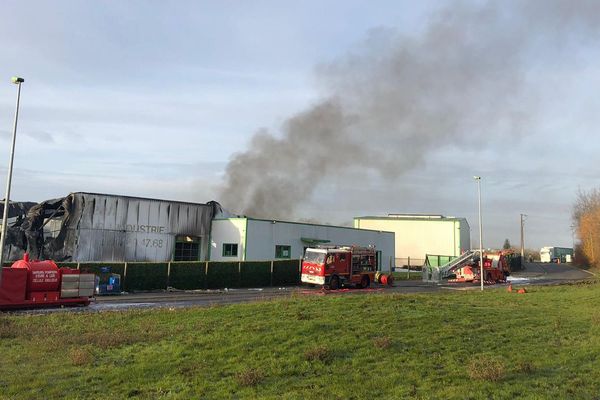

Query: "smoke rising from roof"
(220, 1), (600, 219)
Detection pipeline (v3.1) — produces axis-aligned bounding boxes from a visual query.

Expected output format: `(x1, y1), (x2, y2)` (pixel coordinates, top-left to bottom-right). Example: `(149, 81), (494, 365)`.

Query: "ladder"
(439, 250), (479, 278)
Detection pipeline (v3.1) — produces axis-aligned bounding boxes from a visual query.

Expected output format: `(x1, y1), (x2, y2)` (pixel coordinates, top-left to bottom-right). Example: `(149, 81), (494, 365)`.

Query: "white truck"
(540, 246), (573, 263)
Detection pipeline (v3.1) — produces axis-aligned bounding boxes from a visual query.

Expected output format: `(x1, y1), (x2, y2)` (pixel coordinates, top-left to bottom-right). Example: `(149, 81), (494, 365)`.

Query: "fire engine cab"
(301, 245), (377, 290)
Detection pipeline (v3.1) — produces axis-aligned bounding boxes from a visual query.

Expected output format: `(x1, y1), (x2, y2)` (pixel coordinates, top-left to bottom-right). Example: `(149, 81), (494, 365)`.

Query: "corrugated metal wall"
(68, 193), (215, 262)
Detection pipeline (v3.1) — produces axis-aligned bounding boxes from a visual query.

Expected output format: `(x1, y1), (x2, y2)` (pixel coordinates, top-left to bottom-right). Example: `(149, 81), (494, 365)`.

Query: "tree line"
(572, 188), (600, 268)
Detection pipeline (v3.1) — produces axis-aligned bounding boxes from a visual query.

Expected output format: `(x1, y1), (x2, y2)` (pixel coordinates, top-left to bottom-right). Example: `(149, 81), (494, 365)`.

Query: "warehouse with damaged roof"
(1, 192), (395, 268)
(1, 192), (221, 262)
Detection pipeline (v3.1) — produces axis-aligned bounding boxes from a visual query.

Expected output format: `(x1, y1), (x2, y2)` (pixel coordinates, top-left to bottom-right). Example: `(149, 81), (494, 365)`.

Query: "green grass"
(1, 281), (600, 399)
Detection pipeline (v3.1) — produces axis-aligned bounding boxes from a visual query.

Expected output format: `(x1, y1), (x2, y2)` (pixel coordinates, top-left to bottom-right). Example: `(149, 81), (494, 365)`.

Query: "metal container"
(11, 254), (60, 292)
(60, 289), (79, 298)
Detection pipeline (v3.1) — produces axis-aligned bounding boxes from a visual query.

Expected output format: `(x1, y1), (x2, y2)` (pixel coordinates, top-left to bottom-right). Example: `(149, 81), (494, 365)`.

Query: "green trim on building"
(207, 226), (212, 261)
(300, 237), (331, 245)
(243, 218), (248, 261)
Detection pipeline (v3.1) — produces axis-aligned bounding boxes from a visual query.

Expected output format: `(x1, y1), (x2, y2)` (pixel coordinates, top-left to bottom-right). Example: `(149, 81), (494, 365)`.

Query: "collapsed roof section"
(2, 192), (222, 262)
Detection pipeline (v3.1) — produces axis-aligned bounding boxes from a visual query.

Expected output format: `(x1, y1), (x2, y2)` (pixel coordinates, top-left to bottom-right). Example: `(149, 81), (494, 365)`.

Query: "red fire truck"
(301, 245), (377, 290)
(450, 251), (511, 283)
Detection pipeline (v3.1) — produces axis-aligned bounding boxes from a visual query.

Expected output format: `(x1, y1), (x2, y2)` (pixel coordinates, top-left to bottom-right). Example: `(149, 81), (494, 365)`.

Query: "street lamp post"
(474, 176), (483, 291)
(520, 214), (527, 268)
(0, 77), (25, 265)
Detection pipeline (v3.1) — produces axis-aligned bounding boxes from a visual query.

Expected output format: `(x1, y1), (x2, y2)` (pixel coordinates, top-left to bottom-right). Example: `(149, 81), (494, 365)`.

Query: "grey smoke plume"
(220, 0), (600, 219)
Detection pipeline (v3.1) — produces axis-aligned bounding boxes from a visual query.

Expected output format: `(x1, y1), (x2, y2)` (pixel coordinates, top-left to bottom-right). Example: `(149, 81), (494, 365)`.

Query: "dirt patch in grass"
(69, 347), (94, 366)
(468, 355), (506, 382)
(304, 345), (333, 363)
(296, 311), (310, 320)
(373, 336), (392, 350)
(0, 319), (17, 339)
(515, 360), (535, 375)
(235, 368), (265, 387)
(80, 330), (142, 347)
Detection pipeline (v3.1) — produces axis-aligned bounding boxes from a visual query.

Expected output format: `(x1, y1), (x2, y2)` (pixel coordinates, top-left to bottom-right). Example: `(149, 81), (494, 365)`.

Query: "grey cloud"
(220, 1), (600, 220)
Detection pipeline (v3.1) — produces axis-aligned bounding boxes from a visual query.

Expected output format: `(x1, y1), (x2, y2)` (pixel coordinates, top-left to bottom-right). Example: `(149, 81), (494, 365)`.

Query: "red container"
(380, 274), (388, 285)
(11, 254), (60, 292)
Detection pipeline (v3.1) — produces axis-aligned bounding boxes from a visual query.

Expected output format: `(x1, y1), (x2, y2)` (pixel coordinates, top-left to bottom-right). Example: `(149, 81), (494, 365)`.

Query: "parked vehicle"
(451, 251), (511, 283)
(0, 254), (94, 310)
(301, 245), (377, 290)
(540, 246), (573, 263)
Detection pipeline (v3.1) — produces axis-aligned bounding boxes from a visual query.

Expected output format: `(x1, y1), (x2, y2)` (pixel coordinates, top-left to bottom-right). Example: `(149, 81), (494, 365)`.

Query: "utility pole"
(474, 176), (483, 291)
(520, 214), (527, 268)
(0, 77), (24, 266)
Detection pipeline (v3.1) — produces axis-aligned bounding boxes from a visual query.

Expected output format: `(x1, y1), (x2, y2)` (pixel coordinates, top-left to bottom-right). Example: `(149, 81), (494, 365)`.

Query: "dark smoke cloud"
(220, 0), (600, 219)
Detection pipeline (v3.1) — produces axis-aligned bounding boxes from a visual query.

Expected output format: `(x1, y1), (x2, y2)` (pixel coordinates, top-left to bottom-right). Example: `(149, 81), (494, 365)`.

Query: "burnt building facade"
(2, 192), (221, 262)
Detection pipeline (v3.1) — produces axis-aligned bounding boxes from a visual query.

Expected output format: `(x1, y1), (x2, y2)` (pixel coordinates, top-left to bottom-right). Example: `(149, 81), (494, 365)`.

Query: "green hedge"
(207, 262), (238, 289)
(273, 259), (300, 286)
(169, 262), (206, 290)
(73, 263), (126, 279)
(5, 258), (302, 292)
(239, 261), (271, 288)
(125, 263), (169, 291)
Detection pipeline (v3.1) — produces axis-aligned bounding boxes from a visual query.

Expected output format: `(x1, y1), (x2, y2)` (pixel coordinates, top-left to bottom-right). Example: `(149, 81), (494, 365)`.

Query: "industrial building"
(353, 214), (470, 267)
(3, 192), (221, 262)
(210, 217), (395, 269)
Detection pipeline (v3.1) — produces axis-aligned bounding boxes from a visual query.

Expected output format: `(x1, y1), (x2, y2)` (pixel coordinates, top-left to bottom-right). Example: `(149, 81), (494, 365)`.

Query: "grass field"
(1, 281), (600, 399)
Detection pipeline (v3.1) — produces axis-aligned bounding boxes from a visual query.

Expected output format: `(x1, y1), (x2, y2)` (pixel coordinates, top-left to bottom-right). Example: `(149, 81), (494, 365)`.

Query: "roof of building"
(354, 214), (468, 223)
(73, 192), (218, 208)
(213, 216), (395, 235)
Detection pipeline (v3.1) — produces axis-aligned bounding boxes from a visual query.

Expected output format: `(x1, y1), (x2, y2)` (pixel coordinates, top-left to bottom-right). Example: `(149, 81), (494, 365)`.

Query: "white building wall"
(211, 218), (395, 269)
(459, 220), (471, 253)
(210, 218), (247, 261)
(354, 217), (470, 263)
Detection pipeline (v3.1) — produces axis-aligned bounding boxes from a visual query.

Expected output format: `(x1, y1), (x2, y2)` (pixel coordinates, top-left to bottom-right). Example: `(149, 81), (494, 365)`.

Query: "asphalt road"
(9, 262), (594, 314)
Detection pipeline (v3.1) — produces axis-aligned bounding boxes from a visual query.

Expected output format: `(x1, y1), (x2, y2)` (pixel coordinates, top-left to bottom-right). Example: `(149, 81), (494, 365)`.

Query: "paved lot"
(88, 262), (593, 310)
(11, 262), (594, 314)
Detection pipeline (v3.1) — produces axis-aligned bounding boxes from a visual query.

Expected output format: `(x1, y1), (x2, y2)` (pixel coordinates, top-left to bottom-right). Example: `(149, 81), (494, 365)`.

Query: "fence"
(395, 257), (426, 270)
(53, 259), (302, 292)
(423, 255), (457, 267)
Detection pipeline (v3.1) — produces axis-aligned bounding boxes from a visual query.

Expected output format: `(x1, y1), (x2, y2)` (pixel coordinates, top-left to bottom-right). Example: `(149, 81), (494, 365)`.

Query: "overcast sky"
(0, 0), (598, 251)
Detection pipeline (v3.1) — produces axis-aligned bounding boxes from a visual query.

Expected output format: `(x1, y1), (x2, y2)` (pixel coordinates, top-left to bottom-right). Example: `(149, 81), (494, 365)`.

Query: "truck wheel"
(330, 276), (340, 290)
(359, 275), (370, 289)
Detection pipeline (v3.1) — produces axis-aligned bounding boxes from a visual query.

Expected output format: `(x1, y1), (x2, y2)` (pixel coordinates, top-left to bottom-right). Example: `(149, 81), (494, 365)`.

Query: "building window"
(222, 243), (238, 257)
(275, 245), (291, 259)
(174, 236), (200, 261)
